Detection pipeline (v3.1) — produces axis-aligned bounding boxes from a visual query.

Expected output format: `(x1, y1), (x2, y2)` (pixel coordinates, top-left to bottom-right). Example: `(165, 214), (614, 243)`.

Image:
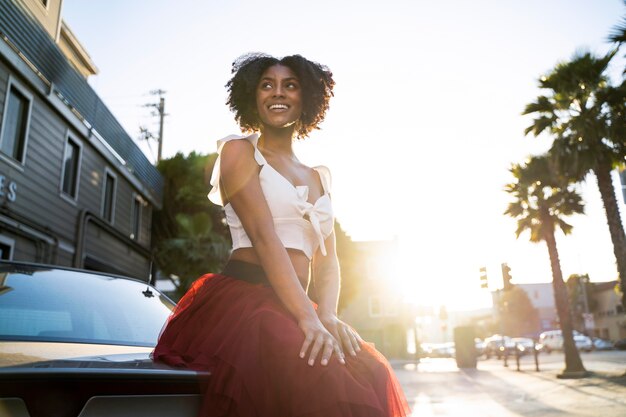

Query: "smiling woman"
(153, 53), (410, 417)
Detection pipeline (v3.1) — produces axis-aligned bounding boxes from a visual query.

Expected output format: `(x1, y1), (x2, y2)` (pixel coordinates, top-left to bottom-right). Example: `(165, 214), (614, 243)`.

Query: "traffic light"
(501, 263), (513, 291)
(479, 266), (488, 289)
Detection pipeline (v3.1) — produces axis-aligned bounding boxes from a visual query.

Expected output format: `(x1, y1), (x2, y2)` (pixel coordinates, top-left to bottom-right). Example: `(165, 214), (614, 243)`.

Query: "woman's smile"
(256, 64), (302, 128)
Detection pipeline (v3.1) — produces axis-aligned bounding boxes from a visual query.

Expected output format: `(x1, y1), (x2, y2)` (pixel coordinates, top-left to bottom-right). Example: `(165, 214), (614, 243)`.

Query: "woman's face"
(255, 64), (302, 130)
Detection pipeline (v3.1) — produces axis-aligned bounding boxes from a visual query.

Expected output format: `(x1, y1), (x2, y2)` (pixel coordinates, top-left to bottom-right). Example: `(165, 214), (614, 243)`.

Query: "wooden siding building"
(0, 0), (163, 280)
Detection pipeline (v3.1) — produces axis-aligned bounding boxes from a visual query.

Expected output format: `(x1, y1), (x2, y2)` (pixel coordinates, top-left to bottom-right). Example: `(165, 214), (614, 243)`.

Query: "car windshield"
(0, 266), (175, 347)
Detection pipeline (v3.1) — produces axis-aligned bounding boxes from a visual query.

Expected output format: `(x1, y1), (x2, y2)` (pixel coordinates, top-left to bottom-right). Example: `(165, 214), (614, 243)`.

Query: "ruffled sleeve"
(313, 165), (332, 195)
(208, 133), (265, 206)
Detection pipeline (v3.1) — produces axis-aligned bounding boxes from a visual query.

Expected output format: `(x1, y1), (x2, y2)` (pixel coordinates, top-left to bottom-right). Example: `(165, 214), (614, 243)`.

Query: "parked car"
(539, 329), (593, 352)
(420, 342), (456, 358)
(510, 337), (541, 356)
(0, 261), (209, 417)
(574, 333), (593, 352)
(592, 337), (614, 351)
(483, 335), (515, 359)
(614, 338), (626, 350)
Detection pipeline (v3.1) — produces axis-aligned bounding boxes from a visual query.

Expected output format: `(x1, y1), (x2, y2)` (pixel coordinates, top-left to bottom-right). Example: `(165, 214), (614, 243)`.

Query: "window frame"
(100, 168), (117, 224)
(130, 193), (144, 241)
(59, 132), (83, 204)
(0, 235), (15, 260)
(0, 76), (33, 169)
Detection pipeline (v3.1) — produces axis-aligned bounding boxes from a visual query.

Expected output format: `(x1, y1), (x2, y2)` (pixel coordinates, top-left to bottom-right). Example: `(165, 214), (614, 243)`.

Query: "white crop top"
(208, 133), (334, 259)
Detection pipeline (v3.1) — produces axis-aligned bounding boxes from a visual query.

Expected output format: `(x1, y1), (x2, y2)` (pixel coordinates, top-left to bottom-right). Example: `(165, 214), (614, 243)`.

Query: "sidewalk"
(391, 357), (626, 417)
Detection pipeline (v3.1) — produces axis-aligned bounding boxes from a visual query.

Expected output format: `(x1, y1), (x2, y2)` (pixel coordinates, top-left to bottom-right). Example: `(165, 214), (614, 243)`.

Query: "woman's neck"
(258, 125), (296, 156)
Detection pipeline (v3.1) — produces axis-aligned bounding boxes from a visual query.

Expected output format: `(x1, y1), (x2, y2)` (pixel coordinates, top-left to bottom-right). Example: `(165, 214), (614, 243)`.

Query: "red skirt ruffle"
(153, 273), (410, 417)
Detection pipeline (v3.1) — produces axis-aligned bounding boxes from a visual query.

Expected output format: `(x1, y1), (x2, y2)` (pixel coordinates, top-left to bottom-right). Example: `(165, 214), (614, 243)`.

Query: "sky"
(62, 0), (626, 311)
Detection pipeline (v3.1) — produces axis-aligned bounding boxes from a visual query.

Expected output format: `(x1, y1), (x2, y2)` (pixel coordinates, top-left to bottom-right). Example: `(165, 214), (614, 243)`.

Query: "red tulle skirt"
(153, 273), (410, 417)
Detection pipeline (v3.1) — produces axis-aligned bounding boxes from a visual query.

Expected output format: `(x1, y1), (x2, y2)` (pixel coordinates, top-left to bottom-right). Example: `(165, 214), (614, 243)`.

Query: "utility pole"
(141, 89), (167, 164)
(156, 94), (165, 163)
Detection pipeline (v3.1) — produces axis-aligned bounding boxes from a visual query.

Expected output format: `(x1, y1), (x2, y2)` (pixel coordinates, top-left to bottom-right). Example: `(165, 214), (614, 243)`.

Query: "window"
(131, 195), (143, 240)
(61, 136), (81, 199)
(0, 236), (14, 260)
(369, 296), (382, 317)
(101, 170), (116, 223)
(0, 83), (31, 164)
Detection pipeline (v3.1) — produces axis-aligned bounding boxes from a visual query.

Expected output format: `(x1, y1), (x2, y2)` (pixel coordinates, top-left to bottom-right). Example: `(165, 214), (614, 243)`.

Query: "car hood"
(0, 341), (155, 368)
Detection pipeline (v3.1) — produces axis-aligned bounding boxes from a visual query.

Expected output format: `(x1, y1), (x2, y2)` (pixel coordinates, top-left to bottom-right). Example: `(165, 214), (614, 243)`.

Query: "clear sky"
(63, 0), (626, 310)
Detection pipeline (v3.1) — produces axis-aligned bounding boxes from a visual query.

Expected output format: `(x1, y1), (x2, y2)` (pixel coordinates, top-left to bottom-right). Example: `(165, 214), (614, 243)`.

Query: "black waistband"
(221, 259), (270, 285)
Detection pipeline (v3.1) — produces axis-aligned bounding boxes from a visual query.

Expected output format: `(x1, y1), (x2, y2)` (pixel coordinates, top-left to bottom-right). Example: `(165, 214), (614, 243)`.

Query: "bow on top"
(294, 186), (332, 256)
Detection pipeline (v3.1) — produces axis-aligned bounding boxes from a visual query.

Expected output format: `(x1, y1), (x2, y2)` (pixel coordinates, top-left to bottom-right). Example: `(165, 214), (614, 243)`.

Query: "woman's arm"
(220, 140), (343, 366)
(312, 231), (362, 357)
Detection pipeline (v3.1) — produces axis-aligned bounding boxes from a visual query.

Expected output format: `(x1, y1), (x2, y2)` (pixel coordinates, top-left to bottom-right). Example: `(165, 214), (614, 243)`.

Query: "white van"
(539, 330), (593, 352)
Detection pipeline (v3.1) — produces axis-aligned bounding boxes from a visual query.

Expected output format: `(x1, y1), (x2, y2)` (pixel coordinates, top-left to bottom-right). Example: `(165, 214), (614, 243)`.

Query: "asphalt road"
(392, 350), (626, 416)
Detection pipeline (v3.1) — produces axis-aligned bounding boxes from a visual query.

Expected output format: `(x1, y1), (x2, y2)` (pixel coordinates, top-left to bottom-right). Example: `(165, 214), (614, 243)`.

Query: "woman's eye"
(260, 82), (272, 89)
(286, 82), (298, 89)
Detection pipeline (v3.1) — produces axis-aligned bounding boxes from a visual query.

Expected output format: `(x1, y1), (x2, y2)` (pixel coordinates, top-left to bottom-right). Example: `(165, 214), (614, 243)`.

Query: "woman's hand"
(317, 312), (362, 358)
(298, 317), (345, 366)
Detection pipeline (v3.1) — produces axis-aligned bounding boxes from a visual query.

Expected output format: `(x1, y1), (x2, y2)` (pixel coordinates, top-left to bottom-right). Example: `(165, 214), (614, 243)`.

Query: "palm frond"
(522, 96), (554, 115)
(504, 153), (585, 245)
(608, 17), (626, 44)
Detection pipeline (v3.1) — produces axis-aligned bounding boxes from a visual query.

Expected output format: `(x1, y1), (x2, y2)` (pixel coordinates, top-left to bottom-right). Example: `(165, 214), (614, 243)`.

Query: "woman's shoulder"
(217, 132), (266, 165)
(216, 132), (259, 151)
(208, 133), (263, 206)
(312, 165), (332, 193)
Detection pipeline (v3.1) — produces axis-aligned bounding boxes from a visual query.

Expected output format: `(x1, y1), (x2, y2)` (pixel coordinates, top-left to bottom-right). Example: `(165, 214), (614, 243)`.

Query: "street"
(392, 351), (626, 416)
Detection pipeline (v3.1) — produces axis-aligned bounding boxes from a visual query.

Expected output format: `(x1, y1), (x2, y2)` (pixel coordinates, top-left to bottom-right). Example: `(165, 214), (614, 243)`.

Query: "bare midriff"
(229, 248), (310, 289)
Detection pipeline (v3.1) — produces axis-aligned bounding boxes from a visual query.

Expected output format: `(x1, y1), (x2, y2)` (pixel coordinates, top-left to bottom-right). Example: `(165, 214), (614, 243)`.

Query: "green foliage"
(152, 152), (231, 299)
(608, 2), (626, 47)
(504, 157), (586, 372)
(523, 49), (626, 310)
(504, 154), (584, 243)
(523, 50), (622, 180)
(565, 274), (598, 332)
(498, 287), (540, 337)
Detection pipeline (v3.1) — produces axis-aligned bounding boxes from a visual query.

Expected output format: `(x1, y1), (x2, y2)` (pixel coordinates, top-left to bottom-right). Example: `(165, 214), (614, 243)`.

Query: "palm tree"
(608, 1), (626, 46)
(505, 155), (587, 378)
(523, 50), (626, 309)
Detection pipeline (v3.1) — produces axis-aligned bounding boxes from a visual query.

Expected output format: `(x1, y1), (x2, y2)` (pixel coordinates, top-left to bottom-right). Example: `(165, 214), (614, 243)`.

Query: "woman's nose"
(273, 85), (285, 97)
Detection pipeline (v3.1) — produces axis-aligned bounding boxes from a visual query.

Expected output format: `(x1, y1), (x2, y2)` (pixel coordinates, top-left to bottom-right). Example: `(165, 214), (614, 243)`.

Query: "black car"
(615, 338), (626, 350)
(0, 261), (209, 417)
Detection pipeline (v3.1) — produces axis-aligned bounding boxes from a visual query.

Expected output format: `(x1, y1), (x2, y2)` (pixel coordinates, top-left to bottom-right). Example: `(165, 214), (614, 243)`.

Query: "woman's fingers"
(320, 338), (335, 366)
(303, 332), (345, 366)
(300, 332), (314, 359)
(348, 328), (361, 353)
(307, 333), (326, 366)
(337, 325), (361, 356)
(340, 327), (357, 356)
(335, 342), (346, 364)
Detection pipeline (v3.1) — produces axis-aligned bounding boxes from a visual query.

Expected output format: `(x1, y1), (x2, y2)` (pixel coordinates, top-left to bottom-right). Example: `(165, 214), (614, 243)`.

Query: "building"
(592, 281), (626, 341)
(338, 239), (411, 358)
(0, 0), (163, 279)
(515, 283), (557, 332)
(503, 280), (626, 341)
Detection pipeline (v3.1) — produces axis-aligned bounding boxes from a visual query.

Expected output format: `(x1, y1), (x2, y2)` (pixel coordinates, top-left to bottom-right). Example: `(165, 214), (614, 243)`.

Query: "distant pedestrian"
(153, 53), (409, 417)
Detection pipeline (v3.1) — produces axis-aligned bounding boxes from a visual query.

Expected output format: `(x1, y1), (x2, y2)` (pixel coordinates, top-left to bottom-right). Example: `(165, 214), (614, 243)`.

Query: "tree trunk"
(594, 161), (626, 309)
(543, 222), (586, 375)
